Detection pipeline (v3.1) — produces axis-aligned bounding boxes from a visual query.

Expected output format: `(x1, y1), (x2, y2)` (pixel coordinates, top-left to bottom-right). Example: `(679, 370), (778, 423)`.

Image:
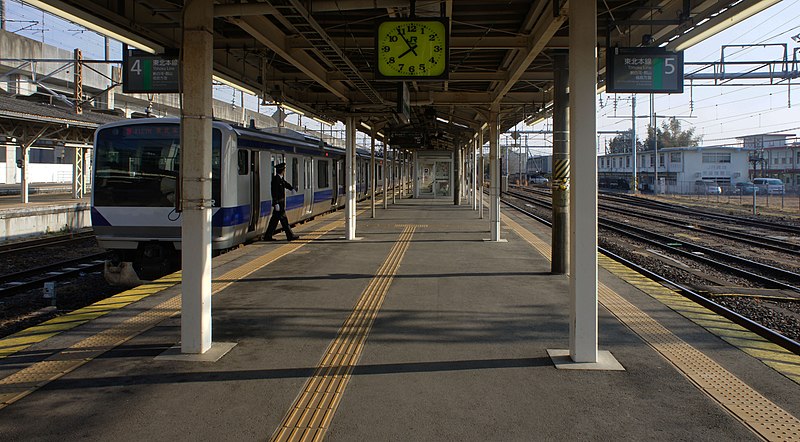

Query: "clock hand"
(398, 45), (418, 59)
(398, 33), (418, 56)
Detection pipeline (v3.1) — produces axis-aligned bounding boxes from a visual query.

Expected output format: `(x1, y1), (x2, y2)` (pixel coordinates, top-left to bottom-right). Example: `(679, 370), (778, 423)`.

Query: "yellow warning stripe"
(271, 225), (416, 442)
(0, 216), (345, 410)
(0, 275), (180, 360)
(600, 255), (800, 385)
(502, 214), (800, 440)
(552, 158), (569, 180)
(599, 284), (800, 439)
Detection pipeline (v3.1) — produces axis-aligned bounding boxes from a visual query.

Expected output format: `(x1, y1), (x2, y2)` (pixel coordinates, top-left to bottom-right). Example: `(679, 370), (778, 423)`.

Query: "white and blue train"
(91, 117), (384, 281)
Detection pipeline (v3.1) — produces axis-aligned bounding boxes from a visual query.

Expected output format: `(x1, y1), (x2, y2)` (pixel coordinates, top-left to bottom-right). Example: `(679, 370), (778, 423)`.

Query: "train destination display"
(607, 47), (684, 94)
(122, 48), (181, 94)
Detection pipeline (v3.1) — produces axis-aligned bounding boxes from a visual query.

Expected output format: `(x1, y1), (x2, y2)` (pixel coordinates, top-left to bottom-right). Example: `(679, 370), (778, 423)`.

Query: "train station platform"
(0, 188), (89, 242)
(0, 198), (799, 440)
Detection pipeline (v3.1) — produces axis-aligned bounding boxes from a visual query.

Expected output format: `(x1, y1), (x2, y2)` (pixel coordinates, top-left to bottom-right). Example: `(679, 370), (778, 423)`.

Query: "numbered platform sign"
(606, 47), (683, 94)
(122, 48), (181, 94)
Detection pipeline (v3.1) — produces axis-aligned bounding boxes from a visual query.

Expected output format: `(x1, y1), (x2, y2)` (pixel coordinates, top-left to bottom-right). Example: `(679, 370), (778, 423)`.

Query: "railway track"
(599, 190), (800, 236)
(0, 252), (107, 298)
(509, 189), (800, 288)
(511, 187), (800, 258)
(0, 230), (97, 257)
(500, 196), (800, 356)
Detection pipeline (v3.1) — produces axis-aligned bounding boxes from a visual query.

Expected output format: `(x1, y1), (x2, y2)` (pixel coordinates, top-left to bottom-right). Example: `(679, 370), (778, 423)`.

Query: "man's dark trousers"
(265, 204), (295, 240)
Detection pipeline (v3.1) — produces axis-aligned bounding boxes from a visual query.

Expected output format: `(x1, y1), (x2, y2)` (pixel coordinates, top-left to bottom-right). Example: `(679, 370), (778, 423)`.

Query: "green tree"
(643, 117), (702, 149)
(607, 129), (645, 153)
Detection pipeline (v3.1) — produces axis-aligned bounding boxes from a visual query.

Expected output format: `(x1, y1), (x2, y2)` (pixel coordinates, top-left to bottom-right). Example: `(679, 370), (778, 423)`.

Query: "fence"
(651, 180), (800, 213)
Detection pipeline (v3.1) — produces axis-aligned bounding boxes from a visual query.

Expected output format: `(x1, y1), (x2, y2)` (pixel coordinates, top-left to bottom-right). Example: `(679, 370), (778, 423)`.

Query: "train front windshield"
(94, 124), (221, 207)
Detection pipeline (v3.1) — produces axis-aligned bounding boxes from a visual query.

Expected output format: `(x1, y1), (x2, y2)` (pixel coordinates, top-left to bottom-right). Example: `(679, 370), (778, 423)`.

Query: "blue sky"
(5, 0), (800, 151)
(594, 0), (800, 150)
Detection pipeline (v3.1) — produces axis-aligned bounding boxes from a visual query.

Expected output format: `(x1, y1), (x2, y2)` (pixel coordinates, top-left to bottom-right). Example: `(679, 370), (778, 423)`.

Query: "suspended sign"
(396, 81), (410, 125)
(606, 47), (684, 94)
(122, 46), (181, 93)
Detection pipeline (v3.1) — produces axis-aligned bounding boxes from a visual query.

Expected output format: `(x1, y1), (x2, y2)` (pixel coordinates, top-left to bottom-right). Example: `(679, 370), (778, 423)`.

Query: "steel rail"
(600, 191), (800, 236)
(0, 231), (96, 256)
(0, 253), (108, 298)
(500, 196), (800, 356)
(506, 190), (800, 290)
(598, 202), (800, 255)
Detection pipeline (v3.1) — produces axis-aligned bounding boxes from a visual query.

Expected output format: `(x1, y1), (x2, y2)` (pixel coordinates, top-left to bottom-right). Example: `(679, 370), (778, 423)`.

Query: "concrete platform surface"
(0, 198), (798, 441)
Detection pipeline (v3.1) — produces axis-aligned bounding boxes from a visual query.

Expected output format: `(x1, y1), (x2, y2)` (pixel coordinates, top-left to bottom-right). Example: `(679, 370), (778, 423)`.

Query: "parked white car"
(530, 176), (549, 185)
(752, 178), (785, 195)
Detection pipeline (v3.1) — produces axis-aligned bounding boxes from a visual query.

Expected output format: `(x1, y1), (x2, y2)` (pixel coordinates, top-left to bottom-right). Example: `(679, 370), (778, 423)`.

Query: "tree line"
(607, 117), (702, 153)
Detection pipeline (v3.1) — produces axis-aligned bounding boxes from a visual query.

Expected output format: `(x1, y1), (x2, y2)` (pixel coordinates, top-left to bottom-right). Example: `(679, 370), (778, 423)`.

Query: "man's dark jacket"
(271, 173), (294, 208)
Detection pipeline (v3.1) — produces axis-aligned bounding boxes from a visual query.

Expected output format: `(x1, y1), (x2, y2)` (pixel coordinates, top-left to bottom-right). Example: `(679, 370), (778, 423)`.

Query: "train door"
(236, 148), (251, 219)
(248, 151), (260, 231)
(303, 157), (313, 214)
(331, 159), (339, 205)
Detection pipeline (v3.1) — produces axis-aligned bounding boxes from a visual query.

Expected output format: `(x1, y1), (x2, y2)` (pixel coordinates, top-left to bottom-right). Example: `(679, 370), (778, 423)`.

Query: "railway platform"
(0, 186), (89, 242)
(0, 198), (799, 441)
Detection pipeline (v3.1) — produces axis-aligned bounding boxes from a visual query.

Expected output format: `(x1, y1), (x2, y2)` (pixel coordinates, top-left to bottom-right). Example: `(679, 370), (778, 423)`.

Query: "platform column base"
(546, 349), (625, 371)
(156, 342), (237, 362)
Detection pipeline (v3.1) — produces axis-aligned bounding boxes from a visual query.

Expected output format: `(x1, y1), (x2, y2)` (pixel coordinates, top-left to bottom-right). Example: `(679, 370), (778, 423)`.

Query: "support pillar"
(345, 116), (356, 239)
(479, 129), (485, 219)
(370, 131), (376, 218)
(401, 150), (406, 197)
(383, 141), (388, 209)
(392, 148), (396, 204)
(180, 0), (214, 355)
(72, 147), (84, 199)
(19, 145), (28, 204)
(402, 150), (407, 197)
(18, 125), (48, 203)
(454, 145), (461, 205)
(489, 107), (501, 240)
(473, 136), (478, 210)
(567, 2), (598, 363)
(552, 50), (569, 275)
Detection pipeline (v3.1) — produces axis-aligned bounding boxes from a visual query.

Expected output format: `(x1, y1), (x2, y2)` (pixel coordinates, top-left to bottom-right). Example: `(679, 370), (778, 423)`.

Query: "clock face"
(376, 20), (448, 79)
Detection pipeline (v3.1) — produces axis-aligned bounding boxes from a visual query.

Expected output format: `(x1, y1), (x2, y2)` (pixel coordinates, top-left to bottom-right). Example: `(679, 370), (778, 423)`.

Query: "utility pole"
(631, 95), (637, 193)
(73, 49), (83, 114)
(650, 93), (657, 193)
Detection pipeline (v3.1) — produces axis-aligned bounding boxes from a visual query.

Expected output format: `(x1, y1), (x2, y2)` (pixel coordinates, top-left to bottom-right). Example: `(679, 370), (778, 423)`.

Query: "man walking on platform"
(264, 163), (300, 241)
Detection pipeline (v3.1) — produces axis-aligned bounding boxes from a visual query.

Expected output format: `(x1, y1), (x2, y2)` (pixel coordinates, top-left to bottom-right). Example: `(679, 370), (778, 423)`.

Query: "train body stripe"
(211, 205), (251, 227)
(314, 189), (334, 203)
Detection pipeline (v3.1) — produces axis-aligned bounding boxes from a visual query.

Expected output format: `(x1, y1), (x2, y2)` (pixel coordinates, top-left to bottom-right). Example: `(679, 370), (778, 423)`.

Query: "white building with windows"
(738, 134), (799, 191)
(598, 145), (752, 194)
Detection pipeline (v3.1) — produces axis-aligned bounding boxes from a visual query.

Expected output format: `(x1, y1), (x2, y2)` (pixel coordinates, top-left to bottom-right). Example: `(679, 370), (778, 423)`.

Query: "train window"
(317, 160), (329, 188)
(238, 150), (248, 175)
(94, 124), (220, 207)
(291, 158), (299, 189)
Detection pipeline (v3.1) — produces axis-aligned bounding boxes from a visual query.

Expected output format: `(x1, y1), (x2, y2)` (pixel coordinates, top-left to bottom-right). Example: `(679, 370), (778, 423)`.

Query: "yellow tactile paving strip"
(502, 214), (800, 441)
(271, 225), (416, 442)
(599, 256), (800, 385)
(0, 275), (180, 359)
(0, 214), (346, 410)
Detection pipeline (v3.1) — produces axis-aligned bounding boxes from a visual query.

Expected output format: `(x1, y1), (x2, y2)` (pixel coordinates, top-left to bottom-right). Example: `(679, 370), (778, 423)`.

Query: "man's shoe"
(288, 235), (301, 241)
(263, 236), (277, 242)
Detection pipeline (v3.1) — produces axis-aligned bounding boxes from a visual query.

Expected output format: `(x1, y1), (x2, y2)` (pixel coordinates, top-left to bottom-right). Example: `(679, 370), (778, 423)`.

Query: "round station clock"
(376, 19), (449, 79)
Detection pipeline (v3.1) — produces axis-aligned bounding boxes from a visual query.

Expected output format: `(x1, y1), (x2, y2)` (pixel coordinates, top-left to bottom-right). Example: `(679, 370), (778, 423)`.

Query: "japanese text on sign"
(607, 47), (683, 94)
